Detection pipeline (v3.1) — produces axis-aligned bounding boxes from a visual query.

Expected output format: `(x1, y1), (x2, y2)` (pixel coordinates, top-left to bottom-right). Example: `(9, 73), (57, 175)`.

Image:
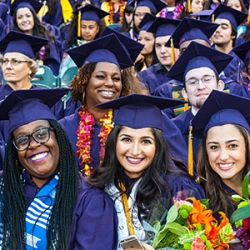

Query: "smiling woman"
(59, 31), (144, 175)
(87, 94), (205, 250)
(0, 88), (117, 249)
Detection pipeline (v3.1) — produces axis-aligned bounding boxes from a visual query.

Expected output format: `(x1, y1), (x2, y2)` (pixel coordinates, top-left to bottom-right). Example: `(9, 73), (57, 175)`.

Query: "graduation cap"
(73, 4), (109, 37)
(165, 18), (219, 48)
(138, 13), (156, 30)
(189, 9), (213, 18)
(167, 41), (233, 82)
(101, 27), (144, 63)
(146, 17), (181, 37)
(191, 90), (250, 138)
(0, 88), (69, 133)
(210, 4), (247, 28)
(233, 39), (250, 66)
(67, 33), (134, 69)
(97, 94), (185, 130)
(0, 30), (48, 59)
(127, 0), (167, 14)
(10, 0), (43, 15)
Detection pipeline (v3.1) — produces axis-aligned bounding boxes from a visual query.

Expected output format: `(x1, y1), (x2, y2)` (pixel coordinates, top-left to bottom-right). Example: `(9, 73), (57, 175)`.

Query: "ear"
(217, 79), (225, 91)
(181, 87), (188, 99)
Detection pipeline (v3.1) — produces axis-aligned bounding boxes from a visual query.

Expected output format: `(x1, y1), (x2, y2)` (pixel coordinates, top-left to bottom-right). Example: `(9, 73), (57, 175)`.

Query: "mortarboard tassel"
(60, 0), (73, 23)
(248, 6), (250, 23)
(184, 97), (189, 111)
(38, 1), (48, 19)
(211, 14), (215, 23)
(187, 0), (191, 13)
(188, 123), (193, 176)
(170, 39), (175, 65)
(77, 11), (81, 37)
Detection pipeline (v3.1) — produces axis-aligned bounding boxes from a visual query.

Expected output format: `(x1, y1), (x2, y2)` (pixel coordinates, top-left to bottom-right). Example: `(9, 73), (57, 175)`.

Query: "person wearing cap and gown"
(233, 39), (250, 92)
(137, 17), (181, 95)
(126, 0), (167, 40)
(0, 3), (9, 40)
(10, 0), (63, 76)
(0, 31), (64, 150)
(192, 90), (250, 220)
(87, 94), (205, 250)
(210, 4), (247, 79)
(0, 88), (117, 249)
(134, 13), (158, 74)
(59, 4), (109, 77)
(59, 33), (145, 176)
(160, 17), (250, 100)
(168, 42), (233, 176)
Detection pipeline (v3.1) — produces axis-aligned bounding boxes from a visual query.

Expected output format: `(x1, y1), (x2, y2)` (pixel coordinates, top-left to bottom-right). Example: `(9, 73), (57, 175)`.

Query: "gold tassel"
(184, 97), (189, 111)
(77, 11), (81, 37)
(211, 14), (215, 23)
(248, 6), (250, 23)
(188, 124), (193, 176)
(170, 39), (175, 65)
(38, 1), (48, 18)
(187, 0), (191, 12)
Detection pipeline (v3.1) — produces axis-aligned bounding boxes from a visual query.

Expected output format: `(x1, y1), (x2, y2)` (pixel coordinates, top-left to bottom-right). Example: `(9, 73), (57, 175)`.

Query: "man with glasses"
(166, 42), (233, 174)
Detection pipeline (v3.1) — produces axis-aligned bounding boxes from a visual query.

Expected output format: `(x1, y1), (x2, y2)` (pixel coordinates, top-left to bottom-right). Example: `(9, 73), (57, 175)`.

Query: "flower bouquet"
(150, 197), (234, 249)
(230, 171), (250, 248)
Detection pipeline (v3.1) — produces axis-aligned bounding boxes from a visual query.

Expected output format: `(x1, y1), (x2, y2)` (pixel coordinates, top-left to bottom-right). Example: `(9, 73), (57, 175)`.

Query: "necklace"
(76, 106), (113, 176)
(108, 1), (125, 25)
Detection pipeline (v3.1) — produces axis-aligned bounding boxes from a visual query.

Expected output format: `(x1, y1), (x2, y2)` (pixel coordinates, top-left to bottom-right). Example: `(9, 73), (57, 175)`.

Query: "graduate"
(0, 88), (117, 249)
(10, 0), (63, 75)
(88, 94), (205, 249)
(192, 90), (250, 219)
(0, 31), (64, 146)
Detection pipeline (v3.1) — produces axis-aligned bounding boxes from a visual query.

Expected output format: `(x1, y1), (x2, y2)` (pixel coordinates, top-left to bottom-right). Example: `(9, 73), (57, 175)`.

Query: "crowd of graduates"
(0, 0), (250, 249)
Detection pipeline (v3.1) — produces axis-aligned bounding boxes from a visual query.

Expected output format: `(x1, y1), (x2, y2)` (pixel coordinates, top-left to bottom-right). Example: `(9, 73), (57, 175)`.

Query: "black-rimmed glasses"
(13, 127), (54, 151)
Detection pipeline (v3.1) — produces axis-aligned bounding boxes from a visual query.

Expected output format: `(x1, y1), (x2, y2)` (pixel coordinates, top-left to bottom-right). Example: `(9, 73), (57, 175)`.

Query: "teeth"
(219, 163), (233, 168)
(127, 157), (141, 163)
(31, 152), (47, 161)
(100, 91), (114, 95)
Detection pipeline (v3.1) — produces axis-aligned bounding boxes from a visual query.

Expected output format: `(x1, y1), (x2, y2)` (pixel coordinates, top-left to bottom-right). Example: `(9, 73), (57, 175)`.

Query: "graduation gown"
(1, 171), (118, 250)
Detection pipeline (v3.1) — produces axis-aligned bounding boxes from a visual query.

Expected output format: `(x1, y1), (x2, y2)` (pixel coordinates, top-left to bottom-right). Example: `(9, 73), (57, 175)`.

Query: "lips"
(98, 90), (116, 99)
(217, 163), (234, 171)
(29, 152), (49, 162)
(126, 156), (143, 164)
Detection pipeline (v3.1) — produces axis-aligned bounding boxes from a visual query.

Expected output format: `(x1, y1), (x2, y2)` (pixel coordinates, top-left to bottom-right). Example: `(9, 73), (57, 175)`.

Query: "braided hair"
(0, 120), (79, 249)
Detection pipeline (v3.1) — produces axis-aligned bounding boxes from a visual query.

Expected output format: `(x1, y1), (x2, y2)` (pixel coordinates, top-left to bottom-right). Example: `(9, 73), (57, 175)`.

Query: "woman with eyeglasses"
(0, 88), (117, 249)
(0, 31), (64, 161)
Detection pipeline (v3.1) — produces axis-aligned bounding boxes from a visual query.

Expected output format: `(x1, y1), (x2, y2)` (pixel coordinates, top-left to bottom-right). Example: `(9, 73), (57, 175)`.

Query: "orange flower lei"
(76, 106), (113, 176)
(108, 1), (125, 25)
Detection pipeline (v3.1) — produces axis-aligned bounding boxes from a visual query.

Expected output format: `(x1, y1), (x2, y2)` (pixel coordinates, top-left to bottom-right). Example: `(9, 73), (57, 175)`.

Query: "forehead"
(16, 7), (32, 15)
(93, 62), (121, 73)
(215, 18), (231, 26)
(138, 30), (154, 38)
(185, 67), (216, 79)
(80, 20), (98, 25)
(4, 52), (27, 59)
(135, 6), (151, 14)
(155, 35), (170, 44)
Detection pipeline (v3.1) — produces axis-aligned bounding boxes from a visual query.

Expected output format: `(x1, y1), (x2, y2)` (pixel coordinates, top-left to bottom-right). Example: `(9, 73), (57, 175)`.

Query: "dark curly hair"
(70, 62), (144, 103)
(0, 120), (79, 249)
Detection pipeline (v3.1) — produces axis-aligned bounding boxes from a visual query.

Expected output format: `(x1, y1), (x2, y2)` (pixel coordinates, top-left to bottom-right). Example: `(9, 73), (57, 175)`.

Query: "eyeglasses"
(185, 75), (216, 87)
(0, 58), (31, 67)
(13, 127), (54, 151)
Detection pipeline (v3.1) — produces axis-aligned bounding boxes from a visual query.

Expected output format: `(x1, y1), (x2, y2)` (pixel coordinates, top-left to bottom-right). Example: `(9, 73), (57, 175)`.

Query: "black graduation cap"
(10, 0), (43, 15)
(127, 0), (167, 14)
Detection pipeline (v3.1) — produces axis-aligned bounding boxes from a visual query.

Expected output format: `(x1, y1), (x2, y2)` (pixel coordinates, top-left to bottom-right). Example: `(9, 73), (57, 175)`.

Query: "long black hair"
(88, 125), (178, 221)
(0, 120), (79, 249)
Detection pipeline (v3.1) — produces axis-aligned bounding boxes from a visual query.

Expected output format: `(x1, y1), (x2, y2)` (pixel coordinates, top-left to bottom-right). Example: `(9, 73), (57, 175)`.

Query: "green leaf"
(230, 204), (250, 223)
(242, 171), (250, 199)
(166, 204), (178, 223)
(153, 220), (161, 232)
(167, 222), (188, 235)
(200, 199), (209, 207)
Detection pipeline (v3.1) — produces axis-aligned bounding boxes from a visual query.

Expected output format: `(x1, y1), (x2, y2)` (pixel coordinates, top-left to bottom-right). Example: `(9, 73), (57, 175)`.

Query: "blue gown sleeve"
(167, 173), (205, 202)
(69, 176), (118, 250)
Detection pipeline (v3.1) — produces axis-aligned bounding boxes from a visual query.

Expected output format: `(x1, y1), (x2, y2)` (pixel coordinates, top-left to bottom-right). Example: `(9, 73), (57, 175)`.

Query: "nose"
(219, 147), (229, 161)
(197, 79), (206, 89)
(28, 136), (41, 149)
(129, 141), (141, 156)
(104, 77), (114, 87)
